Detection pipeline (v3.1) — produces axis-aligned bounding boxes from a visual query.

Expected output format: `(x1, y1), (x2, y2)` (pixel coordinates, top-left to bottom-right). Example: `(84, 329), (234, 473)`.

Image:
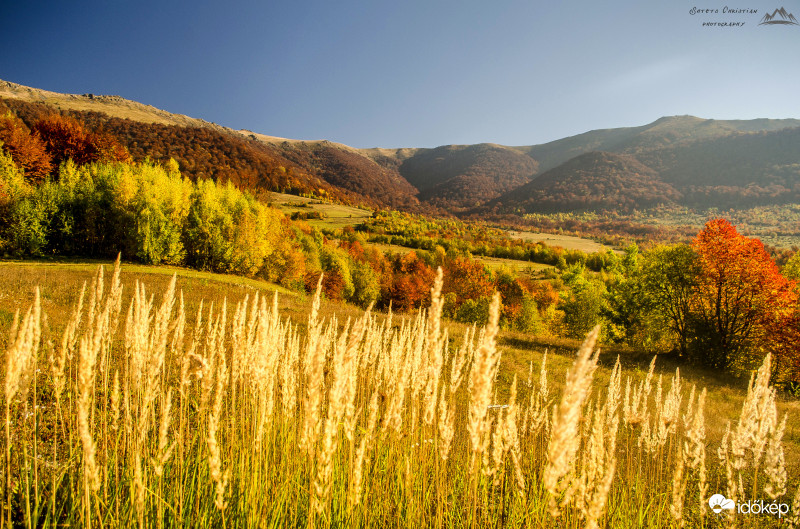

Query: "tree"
(0, 114), (52, 182)
(33, 114), (129, 170)
(638, 244), (700, 355)
(690, 219), (798, 370)
(351, 260), (380, 308)
(442, 257), (494, 305)
(386, 252), (435, 311)
(783, 252), (800, 283)
(559, 264), (607, 339)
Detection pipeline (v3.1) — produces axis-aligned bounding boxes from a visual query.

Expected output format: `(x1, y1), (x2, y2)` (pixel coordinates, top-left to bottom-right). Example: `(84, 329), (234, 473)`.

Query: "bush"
(351, 260), (380, 308)
(454, 296), (493, 325)
(513, 296), (544, 334)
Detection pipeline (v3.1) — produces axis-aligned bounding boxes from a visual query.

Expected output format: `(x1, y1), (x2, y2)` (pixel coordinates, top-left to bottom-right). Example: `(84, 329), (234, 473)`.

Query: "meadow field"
(267, 192), (372, 230)
(1, 259), (799, 528)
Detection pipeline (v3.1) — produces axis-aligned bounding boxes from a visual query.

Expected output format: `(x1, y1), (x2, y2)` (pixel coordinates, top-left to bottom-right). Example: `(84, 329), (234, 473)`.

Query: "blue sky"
(2, 1), (799, 148)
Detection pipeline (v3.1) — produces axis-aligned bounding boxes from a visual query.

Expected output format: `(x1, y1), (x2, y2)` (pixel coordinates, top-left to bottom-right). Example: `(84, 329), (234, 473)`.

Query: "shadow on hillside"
(498, 332), (756, 395)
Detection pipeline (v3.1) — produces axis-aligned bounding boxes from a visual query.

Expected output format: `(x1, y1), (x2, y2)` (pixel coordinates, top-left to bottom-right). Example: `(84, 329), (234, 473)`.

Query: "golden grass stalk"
(685, 387), (707, 515)
(300, 275), (325, 457)
(313, 310), (368, 515)
(670, 449), (687, 528)
(153, 389), (175, 478)
(4, 289), (41, 404)
(437, 383), (455, 462)
(77, 335), (101, 494)
(731, 353), (774, 471)
(52, 282), (86, 404)
(544, 325), (600, 517)
(763, 413), (787, 500)
(467, 292), (502, 460)
(423, 267), (445, 426)
(349, 389), (380, 510)
(789, 486), (800, 528)
(207, 345), (229, 511)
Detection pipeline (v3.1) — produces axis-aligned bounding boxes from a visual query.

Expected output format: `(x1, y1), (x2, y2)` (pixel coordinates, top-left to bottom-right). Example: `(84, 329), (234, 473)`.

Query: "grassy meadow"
(267, 192), (372, 230)
(1, 259), (799, 528)
(505, 230), (615, 254)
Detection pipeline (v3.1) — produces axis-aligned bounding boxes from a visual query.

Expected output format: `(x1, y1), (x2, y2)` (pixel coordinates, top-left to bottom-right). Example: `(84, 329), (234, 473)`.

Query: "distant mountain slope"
(0, 79), (220, 129)
(250, 135), (421, 210)
(390, 143), (539, 209)
(513, 115), (800, 174)
(0, 80), (422, 210)
(485, 151), (681, 214)
(2, 78), (799, 217)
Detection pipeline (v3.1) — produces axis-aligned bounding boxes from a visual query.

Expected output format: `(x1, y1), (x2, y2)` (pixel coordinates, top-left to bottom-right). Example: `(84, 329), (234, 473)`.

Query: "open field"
(267, 191), (372, 229)
(365, 242), (555, 274)
(626, 206), (800, 249)
(0, 259), (369, 349)
(1, 260), (798, 527)
(505, 229), (616, 253)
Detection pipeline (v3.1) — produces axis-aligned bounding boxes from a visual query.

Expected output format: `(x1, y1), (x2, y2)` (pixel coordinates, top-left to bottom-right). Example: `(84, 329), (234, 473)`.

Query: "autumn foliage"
(33, 114), (130, 168)
(0, 113), (53, 182)
(690, 218), (798, 371)
(0, 112), (131, 182)
(442, 257), (495, 304)
(386, 252), (436, 311)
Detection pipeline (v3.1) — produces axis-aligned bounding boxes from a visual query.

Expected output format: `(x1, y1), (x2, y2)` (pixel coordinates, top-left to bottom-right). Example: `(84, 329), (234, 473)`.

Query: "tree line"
(3, 111), (799, 386)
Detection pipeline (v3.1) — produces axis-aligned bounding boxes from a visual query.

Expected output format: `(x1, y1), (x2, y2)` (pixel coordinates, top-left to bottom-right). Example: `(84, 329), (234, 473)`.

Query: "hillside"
(650, 127), (800, 208)
(513, 115), (800, 174)
(248, 134), (421, 210)
(389, 143), (539, 210)
(0, 86), (422, 210)
(0, 79), (220, 129)
(2, 78), (800, 222)
(484, 151), (682, 214)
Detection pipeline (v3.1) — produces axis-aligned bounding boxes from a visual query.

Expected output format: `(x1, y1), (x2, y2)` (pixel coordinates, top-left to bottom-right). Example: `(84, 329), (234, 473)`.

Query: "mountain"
(0, 80), (423, 210)
(247, 133), (421, 210)
(512, 115), (800, 174)
(371, 143), (539, 210)
(2, 78), (800, 219)
(483, 151), (682, 214)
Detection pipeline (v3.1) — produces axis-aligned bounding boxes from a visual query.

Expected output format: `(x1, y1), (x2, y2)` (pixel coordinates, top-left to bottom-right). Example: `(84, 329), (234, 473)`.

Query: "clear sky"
(2, 1), (799, 148)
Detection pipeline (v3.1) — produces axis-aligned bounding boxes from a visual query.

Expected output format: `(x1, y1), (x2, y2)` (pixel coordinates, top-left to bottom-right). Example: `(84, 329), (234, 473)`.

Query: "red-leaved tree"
(33, 114), (130, 170)
(0, 113), (53, 182)
(386, 252), (435, 311)
(690, 219), (798, 372)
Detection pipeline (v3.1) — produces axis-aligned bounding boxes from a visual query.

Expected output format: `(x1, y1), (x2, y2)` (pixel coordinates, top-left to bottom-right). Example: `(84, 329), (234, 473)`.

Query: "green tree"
(560, 265), (607, 339)
(320, 246), (354, 301)
(351, 260), (380, 308)
(783, 252), (800, 282)
(638, 244), (699, 356)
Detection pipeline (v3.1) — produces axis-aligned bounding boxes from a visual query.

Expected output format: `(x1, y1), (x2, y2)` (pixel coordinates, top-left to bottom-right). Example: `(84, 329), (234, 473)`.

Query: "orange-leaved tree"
(0, 113), (53, 182)
(442, 256), (495, 305)
(690, 218), (798, 372)
(386, 251), (435, 311)
(33, 114), (130, 170)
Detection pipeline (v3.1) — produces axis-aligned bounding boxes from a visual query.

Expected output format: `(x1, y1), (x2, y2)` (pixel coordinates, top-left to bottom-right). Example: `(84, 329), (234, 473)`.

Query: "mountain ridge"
(2, 78), (799, 216)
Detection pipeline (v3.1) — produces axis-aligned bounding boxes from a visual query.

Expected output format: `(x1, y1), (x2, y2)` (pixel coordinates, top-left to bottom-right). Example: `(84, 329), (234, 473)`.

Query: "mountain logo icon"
(709, 494), (736, 514)
(759, 7), (799, 25)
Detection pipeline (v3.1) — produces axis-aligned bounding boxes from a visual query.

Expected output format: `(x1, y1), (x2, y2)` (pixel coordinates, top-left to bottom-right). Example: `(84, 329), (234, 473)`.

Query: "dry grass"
(0, 259), (798, 528)
(267, 192), (372, 229)
(506, 229), (615, 253)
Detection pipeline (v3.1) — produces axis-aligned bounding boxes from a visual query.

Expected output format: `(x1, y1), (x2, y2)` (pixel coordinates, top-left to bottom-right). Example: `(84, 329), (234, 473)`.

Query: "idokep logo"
(709, 494), (734, 514)
(708, 494), (791, 518)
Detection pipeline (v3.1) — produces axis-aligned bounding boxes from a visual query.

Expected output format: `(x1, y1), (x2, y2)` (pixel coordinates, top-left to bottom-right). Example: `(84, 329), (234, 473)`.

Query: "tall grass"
(1, 260), (797, 528)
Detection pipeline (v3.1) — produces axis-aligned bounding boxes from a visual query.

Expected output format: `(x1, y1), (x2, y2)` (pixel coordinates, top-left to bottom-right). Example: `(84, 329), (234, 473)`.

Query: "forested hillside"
(4, 76), (800, 252)
(484, 151), (682, 214)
